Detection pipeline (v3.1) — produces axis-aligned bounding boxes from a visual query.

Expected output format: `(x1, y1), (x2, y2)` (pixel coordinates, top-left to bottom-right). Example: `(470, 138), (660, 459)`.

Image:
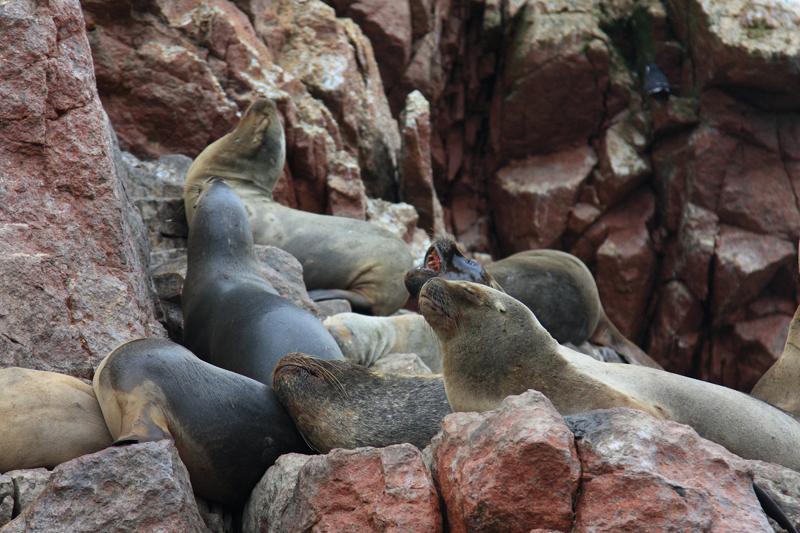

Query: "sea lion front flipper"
(112, 403), (172, 446)
(753, 482), (799, 533)
(751, 305), (800, 417)
(591, 314), (663, 370)
(307, 289), (373, 314)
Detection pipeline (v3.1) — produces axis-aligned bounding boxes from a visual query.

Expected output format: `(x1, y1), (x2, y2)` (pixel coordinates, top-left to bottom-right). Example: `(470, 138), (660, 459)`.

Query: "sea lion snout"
(404, 266), (437, 297)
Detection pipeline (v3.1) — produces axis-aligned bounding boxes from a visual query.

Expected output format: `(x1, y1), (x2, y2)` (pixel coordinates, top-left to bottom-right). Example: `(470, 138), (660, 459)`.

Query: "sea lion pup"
(0, 368), (112, 472)
(183, 98), (413, 315)
(182, 179), (343, 386)
(409, 237), (660, 368)
(419, 278), (800, 472)
(272, 353), (451, 452)
(751, 304), (800, 418)
(93, 338), (304, 506)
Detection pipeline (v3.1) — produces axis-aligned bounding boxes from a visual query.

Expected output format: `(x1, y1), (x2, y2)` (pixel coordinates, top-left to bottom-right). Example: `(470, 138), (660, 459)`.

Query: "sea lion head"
(418, 278), (528, 343)
(273, 353), (357, 453)
(188, 179), (255, 264)
(404, 237), (502, 298)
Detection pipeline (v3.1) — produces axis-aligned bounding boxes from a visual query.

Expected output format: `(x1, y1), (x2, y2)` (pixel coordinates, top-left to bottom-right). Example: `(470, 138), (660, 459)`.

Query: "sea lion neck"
(187, 180), (258, 270)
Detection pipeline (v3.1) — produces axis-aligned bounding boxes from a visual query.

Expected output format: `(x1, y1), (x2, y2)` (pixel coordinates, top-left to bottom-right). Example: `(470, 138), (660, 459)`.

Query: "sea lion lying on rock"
(0, 367), (112, 472)
(418, 278), (800, 472)
(183, 98), (413, 315)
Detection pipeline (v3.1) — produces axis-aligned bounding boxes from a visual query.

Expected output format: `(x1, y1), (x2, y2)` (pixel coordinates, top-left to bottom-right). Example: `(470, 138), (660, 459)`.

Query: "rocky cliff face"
(76, 0), (800, 392)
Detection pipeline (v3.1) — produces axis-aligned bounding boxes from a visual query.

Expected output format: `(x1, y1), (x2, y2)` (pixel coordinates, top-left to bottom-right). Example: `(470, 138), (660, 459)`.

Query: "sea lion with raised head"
(182, 179), (343, 386)
(93, 338), (305, 506)
(419, 278), (800, 471)
(0, 368), (112, 472)
(183, 98), (413, 315)
(272, 353), (450, 453)
(408, 238), (660, 368)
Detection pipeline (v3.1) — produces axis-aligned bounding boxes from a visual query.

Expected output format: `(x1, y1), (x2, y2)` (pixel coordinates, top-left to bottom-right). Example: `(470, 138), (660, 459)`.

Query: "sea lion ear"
(494, 301), (506, 313)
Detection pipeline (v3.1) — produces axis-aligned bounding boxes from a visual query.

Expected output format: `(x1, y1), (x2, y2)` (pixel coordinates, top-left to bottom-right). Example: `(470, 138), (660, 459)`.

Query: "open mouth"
(425, 249), (442, 272)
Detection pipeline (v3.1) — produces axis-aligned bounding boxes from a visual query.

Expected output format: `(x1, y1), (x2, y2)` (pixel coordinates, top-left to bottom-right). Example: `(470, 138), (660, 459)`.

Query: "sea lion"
(272, 353), (451, 453)
(93, 338), (304, 506)
(751, 304), (800, 418)
(419, 278), (800, 471)
(409, 238), (660, 368)
(323, 312), (441, 372)
(0, 368), (112, 472)
(183, 98), (413, 315)
(182, 178), (343, 387)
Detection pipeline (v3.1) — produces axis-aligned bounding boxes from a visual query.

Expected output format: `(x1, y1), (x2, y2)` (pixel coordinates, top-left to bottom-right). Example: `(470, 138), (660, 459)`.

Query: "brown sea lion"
(0, 368), (112, 472)
(182, 179), (343, 388)
(407, 237), (660, 368)
(418, 278), (800, 471)
(751, 304), (800, 418)
(272, 353), (450, 453)
(183, 98), (413, 315)
(93, 338), (305, 506)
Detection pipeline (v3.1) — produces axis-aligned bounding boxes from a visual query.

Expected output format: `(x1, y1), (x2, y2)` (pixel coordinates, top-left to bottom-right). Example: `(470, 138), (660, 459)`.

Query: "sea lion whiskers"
(275, 354), (348, 399)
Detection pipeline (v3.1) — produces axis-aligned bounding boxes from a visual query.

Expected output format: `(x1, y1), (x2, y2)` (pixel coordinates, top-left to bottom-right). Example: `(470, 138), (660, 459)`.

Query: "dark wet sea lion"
(0, 368), (112, 472)
(418, 278), (800, 471)
(408, 237), (660, 368)
(272, 353), (450, 453)
(93, 338), (304, 506)
(183, 98), (413, 315)
(182, 179), (343, 386)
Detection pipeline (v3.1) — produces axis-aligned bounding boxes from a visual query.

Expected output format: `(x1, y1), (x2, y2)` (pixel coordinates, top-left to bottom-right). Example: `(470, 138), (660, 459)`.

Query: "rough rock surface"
(3, 441), (206, 532)
(244, 445), (442, 533)
(0, 0), (164, 379)
(567, 408), (774, 532)
(429, 391), (580, 533)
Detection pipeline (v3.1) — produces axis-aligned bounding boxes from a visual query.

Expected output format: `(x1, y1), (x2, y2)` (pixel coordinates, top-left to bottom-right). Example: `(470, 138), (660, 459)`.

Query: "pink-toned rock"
(567, 408), (773, 532)
(429, 391), (580, 533)
(399, 90), (445, 234)
(661, 203), (719, 301)
(667, 0), (800, 107)
(647, 280), (705, 376)
(247, 445), (442, 533)
(3, 441), (206, 533)
(592, 111), (651, 209)
(712, 226), (794, 323)
(490, 145), (597, 253)
(326, 0), (413, 93)
(0, 0), (163, 379)
(703, 314), (792, 392)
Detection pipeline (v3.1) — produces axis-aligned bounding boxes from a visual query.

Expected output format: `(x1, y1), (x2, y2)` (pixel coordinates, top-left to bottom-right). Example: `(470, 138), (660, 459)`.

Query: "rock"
(667, 0), (800, 108)
(5, 468), (51, 515)
(0, 475), (12, 528)
(429, 390), (580, 533)
(246, 446), (441, 533)
(647, 280), (705, 376)
(712, 226), (794, 324)
(399, 90), (445, 235)
(366, 198), (420, 244)
(243, 453), (312, 533)
(490, 145), (597, 253)
(0, 0), (164, 379)
(567, 408), (773, 532)
(593, 111), (651, 209)
(3, 441), (206, 532)
(371, 352), (433, 375)
(749, 460), (800, 533)
(120, 152), (191, 199)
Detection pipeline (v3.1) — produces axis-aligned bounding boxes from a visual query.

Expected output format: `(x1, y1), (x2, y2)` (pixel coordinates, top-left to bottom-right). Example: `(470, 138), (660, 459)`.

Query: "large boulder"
(3, 441), (206, 532)
(0, 0), (163, 379)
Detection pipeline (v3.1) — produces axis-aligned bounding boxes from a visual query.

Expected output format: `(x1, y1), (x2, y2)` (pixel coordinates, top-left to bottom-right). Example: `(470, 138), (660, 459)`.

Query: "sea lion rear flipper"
(754, 482), (799, 533)
(308, 289), (373, 314)
(591, 315), (663, 370)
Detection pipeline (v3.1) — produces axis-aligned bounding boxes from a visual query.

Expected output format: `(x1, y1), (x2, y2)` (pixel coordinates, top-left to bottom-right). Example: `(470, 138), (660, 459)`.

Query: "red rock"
(0, 0), (163, 379)
(703, 314), (792, 392)
(647, 280), (705, 376)
(592, 111), (651, 209)
(662, 203), (719, 301)
(568, 408), (773, 532)
(399, 90), (445, 235)
(253, 445), (442, 533)
(429, 391), (580, 533)
(326, 150), (367, 219)
(327, 0), (413, 93)
(490, 145), (597, 253)
(712, 226), (794, 324)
